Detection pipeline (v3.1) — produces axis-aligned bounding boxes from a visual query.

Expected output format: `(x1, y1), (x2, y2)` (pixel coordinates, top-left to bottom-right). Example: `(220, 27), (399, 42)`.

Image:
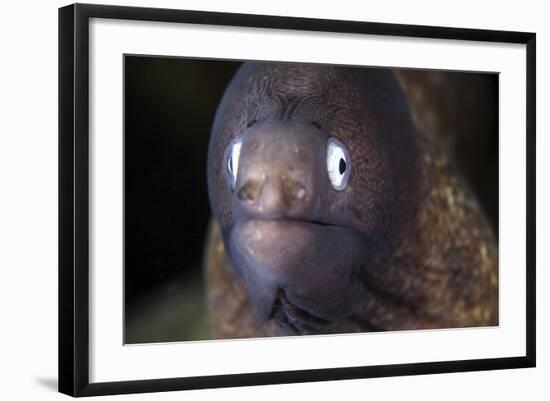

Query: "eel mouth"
(228, 217), (348, 275)
(275, 217), (337, 228)
(237, 216), (340, 229)
(227, 217), (375, 329)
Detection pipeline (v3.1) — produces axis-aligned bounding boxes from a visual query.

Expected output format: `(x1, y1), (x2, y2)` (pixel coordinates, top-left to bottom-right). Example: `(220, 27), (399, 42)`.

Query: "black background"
(124, 56), (240, 342)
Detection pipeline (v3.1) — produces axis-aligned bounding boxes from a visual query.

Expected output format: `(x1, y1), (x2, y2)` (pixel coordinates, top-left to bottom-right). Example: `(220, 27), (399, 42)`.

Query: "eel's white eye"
(326, 137), (351, 191)
(226, 138), (242, 188)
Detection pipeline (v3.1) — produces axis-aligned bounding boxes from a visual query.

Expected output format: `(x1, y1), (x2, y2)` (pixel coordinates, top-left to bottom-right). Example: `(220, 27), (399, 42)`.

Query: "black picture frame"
(58, 3), (536, 397)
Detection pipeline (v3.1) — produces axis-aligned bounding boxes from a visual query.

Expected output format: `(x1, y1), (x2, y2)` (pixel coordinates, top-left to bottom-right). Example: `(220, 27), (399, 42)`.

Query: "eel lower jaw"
(227, 217), (376, 325)
(268, 287), (333, 335)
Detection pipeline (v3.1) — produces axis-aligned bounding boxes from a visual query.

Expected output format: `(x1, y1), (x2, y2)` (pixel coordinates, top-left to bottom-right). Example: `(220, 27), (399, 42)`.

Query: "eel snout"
(229, 117), (327, 222)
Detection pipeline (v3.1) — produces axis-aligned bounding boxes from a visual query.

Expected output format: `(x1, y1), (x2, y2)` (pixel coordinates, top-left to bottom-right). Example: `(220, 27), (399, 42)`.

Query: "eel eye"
(326, 137), (351, 191)
(226, 138), (242, 188)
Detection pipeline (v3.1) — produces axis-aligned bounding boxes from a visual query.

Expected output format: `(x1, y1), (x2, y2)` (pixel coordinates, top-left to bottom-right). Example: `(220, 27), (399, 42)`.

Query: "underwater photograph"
(123, 56), (499, 344)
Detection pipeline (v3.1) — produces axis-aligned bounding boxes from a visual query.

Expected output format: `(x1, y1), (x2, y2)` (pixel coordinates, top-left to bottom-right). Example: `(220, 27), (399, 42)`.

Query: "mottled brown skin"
(205, 63), (498, 338)
(395, 70), (499, 229)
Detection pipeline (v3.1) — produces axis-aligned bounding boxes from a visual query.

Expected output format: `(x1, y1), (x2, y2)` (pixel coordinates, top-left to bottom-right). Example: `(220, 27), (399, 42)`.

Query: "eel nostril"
(237, 181), (262, 202)
(282, 175), (307, 206)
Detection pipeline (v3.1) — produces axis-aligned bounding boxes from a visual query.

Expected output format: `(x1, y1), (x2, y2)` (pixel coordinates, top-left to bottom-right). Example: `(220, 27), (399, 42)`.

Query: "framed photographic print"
(58, 3), (536, 397)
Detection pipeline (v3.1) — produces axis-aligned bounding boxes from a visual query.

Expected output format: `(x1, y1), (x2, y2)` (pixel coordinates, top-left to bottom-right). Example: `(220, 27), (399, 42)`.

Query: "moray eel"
(205, 62), (498, 338)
